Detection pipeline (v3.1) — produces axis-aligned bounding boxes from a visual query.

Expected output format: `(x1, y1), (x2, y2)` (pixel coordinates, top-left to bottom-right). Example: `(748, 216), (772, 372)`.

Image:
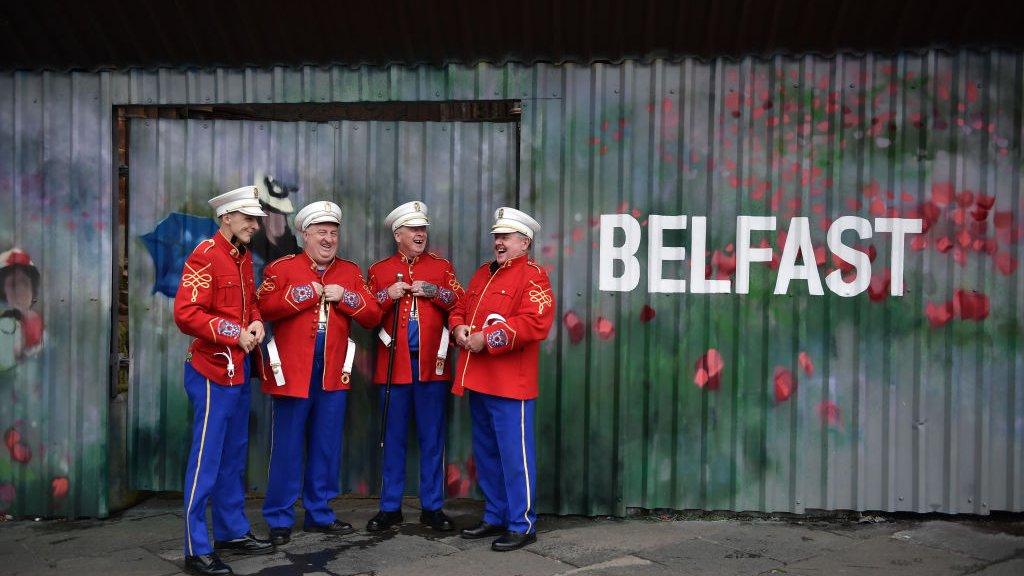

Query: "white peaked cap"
(384, 201), (430, 232)
(208, 185), (268, 217)
(294, 201), (343, 231)
(491, 207), (540, 239)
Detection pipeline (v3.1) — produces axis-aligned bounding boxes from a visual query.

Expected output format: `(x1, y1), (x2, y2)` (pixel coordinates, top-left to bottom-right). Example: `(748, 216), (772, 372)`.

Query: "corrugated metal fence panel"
(0, 71), (113, 518)
(520, 53), (1023, 516)
(127, 117), (514, 495)
(1, 51), (1021, 518)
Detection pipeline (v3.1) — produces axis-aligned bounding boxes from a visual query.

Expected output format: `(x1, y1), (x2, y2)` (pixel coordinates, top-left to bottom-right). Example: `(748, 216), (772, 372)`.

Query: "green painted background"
(0, 51), (1022, 518)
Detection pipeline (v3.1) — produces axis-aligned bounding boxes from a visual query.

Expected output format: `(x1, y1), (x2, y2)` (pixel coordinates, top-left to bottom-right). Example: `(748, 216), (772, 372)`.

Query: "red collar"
(213, 230), (246, 261)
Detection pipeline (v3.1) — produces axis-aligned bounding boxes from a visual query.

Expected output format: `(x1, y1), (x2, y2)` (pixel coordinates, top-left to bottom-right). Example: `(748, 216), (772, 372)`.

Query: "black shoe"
(460, 521), (505, 539)
(268, 527), (291, 546)
(491, 530), (537, 552)
(213, 531), (274, 555)
(420, 509), (455, 532)
(184, 553), (233, 575)
(303, 519), (355, 536)
(366, 510), (404, 532)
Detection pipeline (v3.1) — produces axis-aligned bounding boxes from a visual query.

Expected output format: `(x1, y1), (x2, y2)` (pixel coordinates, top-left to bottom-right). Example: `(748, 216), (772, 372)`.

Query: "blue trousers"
(469, 391), (536, 534)
(262, 332), (347, 529)
(182, 360), (252, 556)
(378, 357), (448, 512)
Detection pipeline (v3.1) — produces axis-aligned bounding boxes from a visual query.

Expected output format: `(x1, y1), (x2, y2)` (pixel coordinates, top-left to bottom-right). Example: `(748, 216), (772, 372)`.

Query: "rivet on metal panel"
(898, 496), (904, 501)
(968, 497), (973, 503)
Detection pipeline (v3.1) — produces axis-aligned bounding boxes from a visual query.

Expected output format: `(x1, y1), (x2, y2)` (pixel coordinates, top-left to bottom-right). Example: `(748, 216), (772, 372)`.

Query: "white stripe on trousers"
(184, 379), (212, 556)
(520, 400), (533, 533)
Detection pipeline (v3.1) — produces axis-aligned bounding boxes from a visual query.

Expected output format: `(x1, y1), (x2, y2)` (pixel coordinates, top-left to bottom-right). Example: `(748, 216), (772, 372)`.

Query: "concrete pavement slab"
(783, 536), (986, 575)
(685, 519), (865, 563)
(637, 536), (785, 575)
(375, 546), (572, 576)
(890, 520), (1024, 562)
(971, 558), (1024, 576)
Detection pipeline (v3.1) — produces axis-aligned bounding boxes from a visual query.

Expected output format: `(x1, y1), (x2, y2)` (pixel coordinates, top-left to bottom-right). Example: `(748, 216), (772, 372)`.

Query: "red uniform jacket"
(367, 252), (464, 384)
(449, 255), (555, 400)
(257, 253), (382, 398)
(174, 231), (262, 385)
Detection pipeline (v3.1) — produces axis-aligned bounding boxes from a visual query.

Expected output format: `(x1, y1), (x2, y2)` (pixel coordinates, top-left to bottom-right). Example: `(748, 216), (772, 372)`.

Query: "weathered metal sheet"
(0, 71), (113, 518)
(0, 50), (1021, 518)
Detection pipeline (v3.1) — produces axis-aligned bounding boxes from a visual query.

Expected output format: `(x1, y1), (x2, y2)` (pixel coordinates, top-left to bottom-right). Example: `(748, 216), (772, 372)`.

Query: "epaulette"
(194, 238), (216, 255)
(335, 257), (363, 270)
(369, 254), (394, 269)
(265, 254), (297, 268)
(426, 252), (452, 264)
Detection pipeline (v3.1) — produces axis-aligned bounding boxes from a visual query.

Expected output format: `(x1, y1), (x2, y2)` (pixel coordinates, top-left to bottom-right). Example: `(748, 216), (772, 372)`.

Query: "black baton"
(378, 272), (403, 451)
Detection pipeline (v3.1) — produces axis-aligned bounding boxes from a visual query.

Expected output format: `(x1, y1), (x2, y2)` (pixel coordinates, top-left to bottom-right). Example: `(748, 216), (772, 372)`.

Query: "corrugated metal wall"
(0, 51), (1021, 518)
(127, 117), (514, 496)
(0, 71), (113, 517)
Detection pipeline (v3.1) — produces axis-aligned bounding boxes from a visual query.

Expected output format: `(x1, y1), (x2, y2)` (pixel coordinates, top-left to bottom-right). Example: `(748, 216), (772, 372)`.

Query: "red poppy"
(3, 427), (19, 451)
(817, 401), (841, 427)
(953, 289), (989, 321)
(957, 191), (975, 207)
(445, 464), (462, 497)
(936, 237), (954, 253)
(10, 442), (31, 464)
(798, 352), (814, 376)
(773, 367), (795, 403)
(931, 182), (954, 207)
(925, 301), (954, 328)
(694, 349), (724, 391)
(51, 476), (69, 500)
(640, 305), (656, 323)
(0, 484), (14, 509)
(868, 270), (891, 302)
(563, 311), (585, 345)
(595, 317), (615, 340)
(712, 250), (736, 278)
(996, 253), (1018, 276)
(994, 211), (1013, 229)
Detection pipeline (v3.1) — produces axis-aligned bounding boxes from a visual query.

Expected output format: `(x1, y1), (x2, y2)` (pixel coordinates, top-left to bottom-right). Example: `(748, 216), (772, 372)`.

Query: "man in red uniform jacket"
(173, 185), (273, 576)
(365, 201), (464, 532)
(257, 201), (382, 546)
(451, 207), (555, 552)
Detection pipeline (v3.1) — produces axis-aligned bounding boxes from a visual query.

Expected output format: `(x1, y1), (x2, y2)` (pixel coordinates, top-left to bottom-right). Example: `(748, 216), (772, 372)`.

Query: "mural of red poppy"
(694, 349), (724, 391)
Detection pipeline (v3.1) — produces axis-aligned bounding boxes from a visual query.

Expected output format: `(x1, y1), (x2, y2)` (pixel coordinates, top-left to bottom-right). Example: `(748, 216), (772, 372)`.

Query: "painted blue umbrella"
(140, 212), (218, 298)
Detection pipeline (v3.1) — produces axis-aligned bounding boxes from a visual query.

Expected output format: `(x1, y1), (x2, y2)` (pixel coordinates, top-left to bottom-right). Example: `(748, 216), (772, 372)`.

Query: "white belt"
(342, 338), (356, 385)
(435, 327), (450, 375)
(266, 338), (285, 386)
(378, 326), (450, 375)
(267, 336), (357, 386)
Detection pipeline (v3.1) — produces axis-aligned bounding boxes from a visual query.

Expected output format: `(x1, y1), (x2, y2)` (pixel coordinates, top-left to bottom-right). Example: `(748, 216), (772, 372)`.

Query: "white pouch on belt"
(435, 327), (450, 375)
